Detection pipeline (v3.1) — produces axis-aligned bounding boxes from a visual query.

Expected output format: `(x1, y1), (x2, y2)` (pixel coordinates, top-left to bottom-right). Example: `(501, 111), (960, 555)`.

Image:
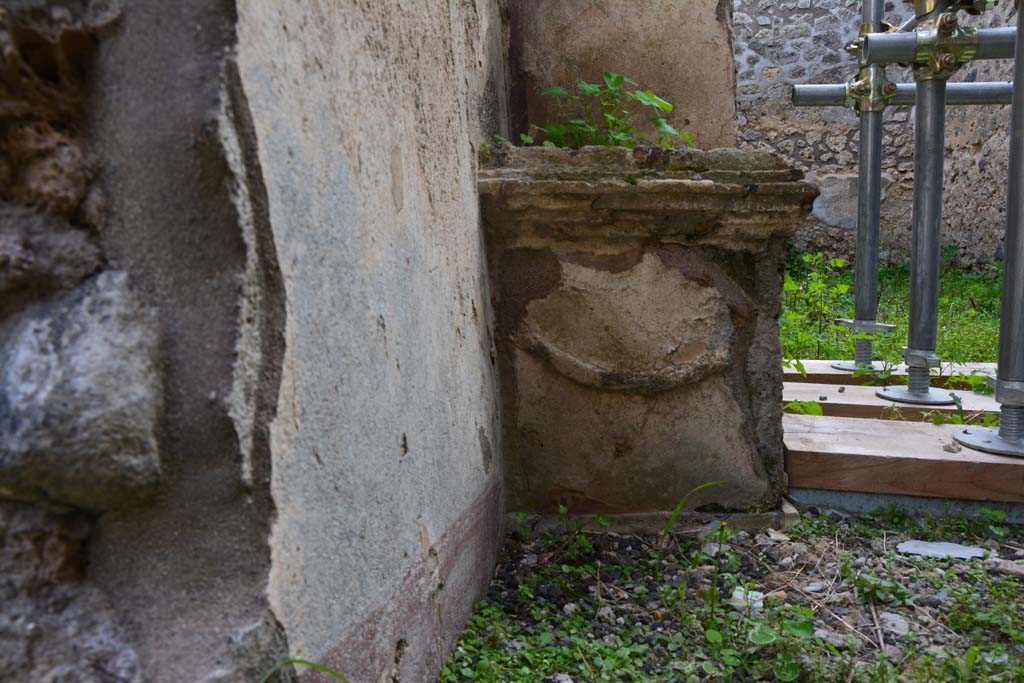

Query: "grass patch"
(782, 248), (1001, 364)
(443, 507), (1024, 682)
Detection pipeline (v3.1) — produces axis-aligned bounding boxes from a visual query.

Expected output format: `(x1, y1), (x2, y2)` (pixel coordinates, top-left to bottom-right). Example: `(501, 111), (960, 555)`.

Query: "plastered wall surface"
(1, 0), (510, 681)
(509, 0), (739, 149)
(236, 1), (508, 680)
(732, 0), (1015, 267)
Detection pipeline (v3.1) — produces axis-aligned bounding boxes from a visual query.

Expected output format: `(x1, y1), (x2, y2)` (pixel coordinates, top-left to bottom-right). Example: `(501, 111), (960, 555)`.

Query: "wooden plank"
(784, 360), (997, 387)
(783, 382), (998, 420)
(784, 414), (1024, 503)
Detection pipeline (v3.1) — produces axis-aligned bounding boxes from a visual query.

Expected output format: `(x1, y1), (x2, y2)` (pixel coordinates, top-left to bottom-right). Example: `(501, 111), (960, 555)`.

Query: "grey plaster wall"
(732, 0), (1015, 267)
(236, 1), (508, 681)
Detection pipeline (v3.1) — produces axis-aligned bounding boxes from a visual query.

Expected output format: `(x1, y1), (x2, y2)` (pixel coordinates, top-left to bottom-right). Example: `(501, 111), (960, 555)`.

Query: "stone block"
(481, 145), (816, 513)
(0, 202), (101, 313)
(809, 172), (892, 231)
(0, 500), (143, 683)
(0, 272), (161, 510)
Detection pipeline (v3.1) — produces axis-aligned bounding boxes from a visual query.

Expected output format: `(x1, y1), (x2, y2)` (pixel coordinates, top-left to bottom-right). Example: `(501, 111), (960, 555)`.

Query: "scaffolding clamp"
(914, 12), (979, 79)
(988, 378), (1024, 406)
(835, 318), (897, 335)
(902, 347), (943, 369)
(846, 65), (898, 111)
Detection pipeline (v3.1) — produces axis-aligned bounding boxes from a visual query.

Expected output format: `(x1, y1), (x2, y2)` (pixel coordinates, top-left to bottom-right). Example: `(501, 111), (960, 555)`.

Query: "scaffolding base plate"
(875, 385), (957, 405)
(954, 427), (1024, 457)
(830, 360), (887, 372)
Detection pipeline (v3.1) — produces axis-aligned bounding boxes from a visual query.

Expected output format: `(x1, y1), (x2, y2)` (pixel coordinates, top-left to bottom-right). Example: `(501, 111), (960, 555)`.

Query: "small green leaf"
(519, 133), (534, 145)
(773, 655), (801, 682)
(539, 631), (555, 645)
(577, 81), (602, 96)
(652, 117), (680, 137)
(603, 71), (626, 90)
(749, 626), (778, 645)
(784, 620), (814, 639)
(260, 660), (353, 683)
(705, 628), (723, 644)
(542, 86), (569, 99)
(784, 400), (823, 416)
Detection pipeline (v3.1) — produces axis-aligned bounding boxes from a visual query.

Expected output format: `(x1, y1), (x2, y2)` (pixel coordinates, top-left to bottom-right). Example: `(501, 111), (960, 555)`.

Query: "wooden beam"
(783, 382), (998, 420)
(783, 360), (997, 387)
(784, 414), (1024, 503)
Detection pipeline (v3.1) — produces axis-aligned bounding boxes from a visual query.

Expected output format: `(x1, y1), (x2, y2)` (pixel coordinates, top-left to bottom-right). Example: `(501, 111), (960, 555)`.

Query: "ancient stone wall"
(509, 0), (739, 149)
(481, 146), (815, 514)
(732, 0), (1014, 267)
(1, 1), (510, 682)
(0, 4), (161, 681)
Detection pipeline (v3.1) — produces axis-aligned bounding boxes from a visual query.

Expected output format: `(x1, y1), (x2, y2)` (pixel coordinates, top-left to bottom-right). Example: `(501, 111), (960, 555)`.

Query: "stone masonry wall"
(0, 3), (160, 681)
(732, 0), (1015, 267)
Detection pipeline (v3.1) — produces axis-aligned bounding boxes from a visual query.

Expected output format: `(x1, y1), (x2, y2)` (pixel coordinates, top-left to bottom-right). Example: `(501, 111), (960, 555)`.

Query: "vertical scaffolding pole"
(956, 4), (1024, 456)
(833, 0), (895, 371)
(878, 0), (957, 405)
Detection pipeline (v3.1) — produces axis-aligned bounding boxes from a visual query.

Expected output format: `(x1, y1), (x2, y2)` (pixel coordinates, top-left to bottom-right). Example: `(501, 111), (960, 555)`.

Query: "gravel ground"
(441, 506), (1024, 682)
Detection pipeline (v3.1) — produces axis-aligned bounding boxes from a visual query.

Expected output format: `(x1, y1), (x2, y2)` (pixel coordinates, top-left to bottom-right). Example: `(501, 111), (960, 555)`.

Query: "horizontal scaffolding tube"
(792, 81), (1013, 107)
(863, 26), (1016, 65)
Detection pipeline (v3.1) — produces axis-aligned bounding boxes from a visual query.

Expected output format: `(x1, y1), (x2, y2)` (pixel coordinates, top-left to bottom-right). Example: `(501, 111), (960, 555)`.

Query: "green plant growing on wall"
(522, 72), (694, 149)
(260, 659), (351, 683)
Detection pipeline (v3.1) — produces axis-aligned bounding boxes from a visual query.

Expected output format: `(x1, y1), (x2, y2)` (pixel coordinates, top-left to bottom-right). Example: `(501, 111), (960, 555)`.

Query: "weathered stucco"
(509, 0), (738, 149)
(481, 145), (815, 513)
(733, 0), (1014, 267)
(235, 1), (509, 680)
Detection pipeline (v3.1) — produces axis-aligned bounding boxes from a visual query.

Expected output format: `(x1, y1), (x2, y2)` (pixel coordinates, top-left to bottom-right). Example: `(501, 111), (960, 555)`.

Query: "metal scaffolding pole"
(830, 0), (897, 372)
(793, 81), (1014, 107)
(791, 0), (1011, 386)
(878, 76), (955, 404)
(955, 5), (1024, 456)
(863, 26), (1016, 65)
(876, 0), (964, 404)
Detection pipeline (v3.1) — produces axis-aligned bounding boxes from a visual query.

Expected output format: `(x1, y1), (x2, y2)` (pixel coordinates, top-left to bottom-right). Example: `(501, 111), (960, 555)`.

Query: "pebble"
(882, 644), (903, 659)
(552, 675), (574, 683)
(986, 558), (1024, 577)
(804, 581), (827, 593)
(701, 541), (731, 556)
(596, 606), (615, 622)
(522, 554), (538, 566)
(880, 611), (910, 637)
(814, 627), (858, 650)
(562, 602), (578, 616)
(539, 584), (563, 601)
